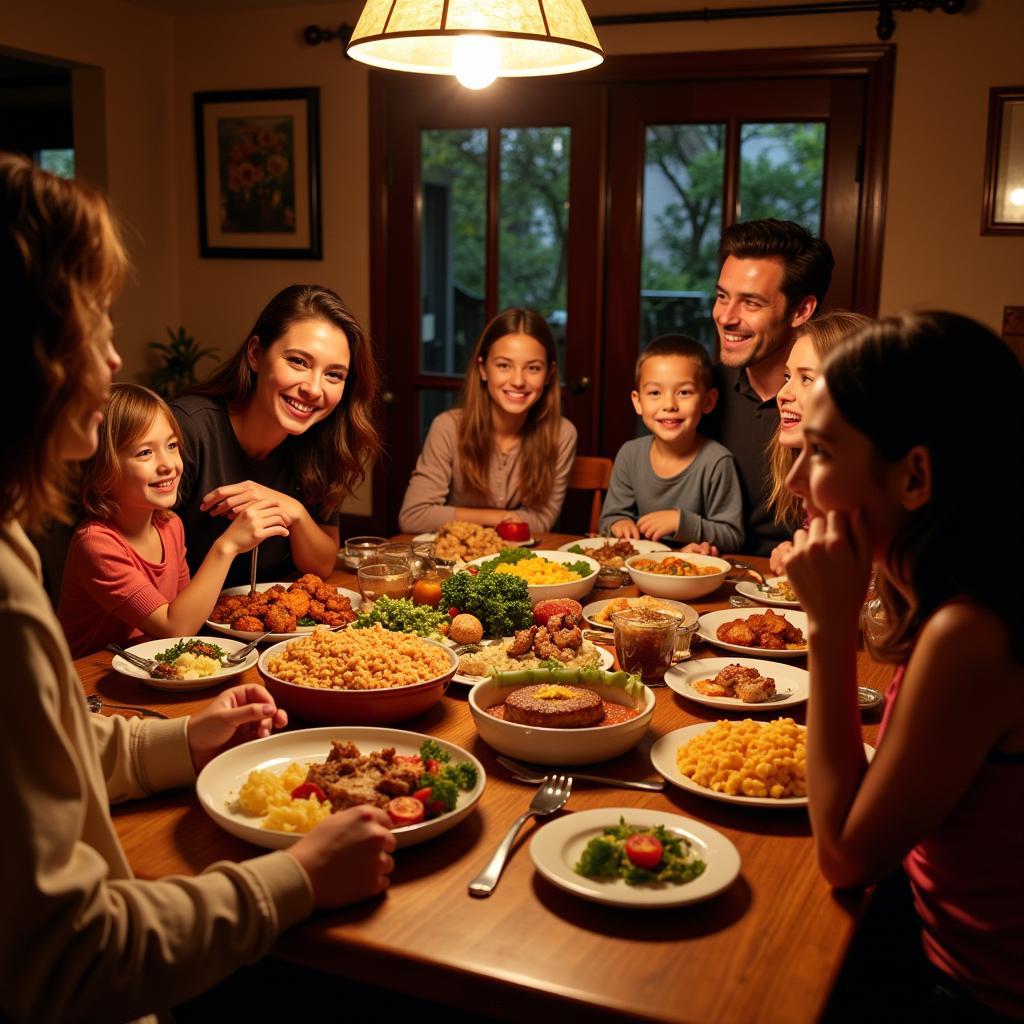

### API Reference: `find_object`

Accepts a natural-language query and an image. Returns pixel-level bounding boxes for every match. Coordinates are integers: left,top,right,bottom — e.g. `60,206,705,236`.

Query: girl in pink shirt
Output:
783,313,1024,1018
59,383,288,656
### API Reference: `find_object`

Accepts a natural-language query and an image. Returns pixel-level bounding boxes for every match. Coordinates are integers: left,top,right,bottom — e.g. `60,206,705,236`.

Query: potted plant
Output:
148,326,218,398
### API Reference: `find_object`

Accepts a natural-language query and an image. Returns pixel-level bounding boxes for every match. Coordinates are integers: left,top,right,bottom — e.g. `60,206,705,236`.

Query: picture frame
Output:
194,87,322,258
981,86,1024,235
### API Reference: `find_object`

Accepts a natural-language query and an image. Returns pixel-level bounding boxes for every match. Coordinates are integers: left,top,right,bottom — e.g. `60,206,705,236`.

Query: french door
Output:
371,48,893,529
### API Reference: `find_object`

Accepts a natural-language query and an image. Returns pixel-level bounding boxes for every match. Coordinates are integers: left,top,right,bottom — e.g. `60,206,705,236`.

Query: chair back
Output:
567,456,613,534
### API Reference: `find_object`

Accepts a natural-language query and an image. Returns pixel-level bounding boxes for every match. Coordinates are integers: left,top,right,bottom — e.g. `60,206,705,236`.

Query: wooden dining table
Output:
75,535,891,1024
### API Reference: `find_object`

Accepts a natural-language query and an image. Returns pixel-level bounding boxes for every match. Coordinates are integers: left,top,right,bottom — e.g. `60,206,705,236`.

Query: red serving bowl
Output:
257,634,457,726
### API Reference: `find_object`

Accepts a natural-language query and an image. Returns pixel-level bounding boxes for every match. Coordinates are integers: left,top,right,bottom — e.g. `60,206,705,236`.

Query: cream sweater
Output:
0,520,313,1023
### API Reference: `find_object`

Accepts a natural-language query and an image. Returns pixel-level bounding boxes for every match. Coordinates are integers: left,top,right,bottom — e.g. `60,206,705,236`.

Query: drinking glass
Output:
611,609,679,683
357,563,412,602
345,535,387,568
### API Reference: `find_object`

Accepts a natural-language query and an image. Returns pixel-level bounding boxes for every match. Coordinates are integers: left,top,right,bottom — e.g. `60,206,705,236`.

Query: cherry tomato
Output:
393,754,422,766
290,782,326,802
413,786,434,804
449,607,460,618
387,796,425,826
425,758,440,775
466,565,479,575
624,833,663,870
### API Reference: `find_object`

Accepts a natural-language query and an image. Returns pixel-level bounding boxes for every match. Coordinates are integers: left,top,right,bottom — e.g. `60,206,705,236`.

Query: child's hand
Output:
186,684,288,772
610,518,640,539
681,541,719,556
636,509,680,541
786,509,872,638
219,499,290,556
287,805,396,908
201,480,303,525
769,541,793,576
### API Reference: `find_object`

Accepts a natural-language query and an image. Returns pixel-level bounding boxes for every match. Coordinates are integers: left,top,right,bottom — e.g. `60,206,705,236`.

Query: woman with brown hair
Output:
0,154,394,1022
765,310,873,575
399,308,577,535
172,284,380,585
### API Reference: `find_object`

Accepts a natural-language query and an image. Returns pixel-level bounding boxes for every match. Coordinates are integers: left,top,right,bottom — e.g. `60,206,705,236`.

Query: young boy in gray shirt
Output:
599,335,744,551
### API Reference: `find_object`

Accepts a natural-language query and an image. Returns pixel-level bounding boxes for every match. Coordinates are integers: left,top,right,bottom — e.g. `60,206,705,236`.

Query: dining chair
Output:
566,455,613,534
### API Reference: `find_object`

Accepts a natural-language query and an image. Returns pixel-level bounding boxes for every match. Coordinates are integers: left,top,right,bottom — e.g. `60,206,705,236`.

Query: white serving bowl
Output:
623,552,732,601
468,674,655,765
466,549,600,606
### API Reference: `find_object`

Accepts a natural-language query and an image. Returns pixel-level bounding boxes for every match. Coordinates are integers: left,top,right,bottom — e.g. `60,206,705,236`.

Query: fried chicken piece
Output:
264,604,297,633
291,574,323,596
324,593,351,613
320,608,355,627
758,631,786,650
231,614,265,633
313,583,338,604
552,625,583,650
715,663,761,688
734,675,777,703
783,624,805,645
760,610,788,634
508,625,538,657
717,620,757,646
279,589,311,618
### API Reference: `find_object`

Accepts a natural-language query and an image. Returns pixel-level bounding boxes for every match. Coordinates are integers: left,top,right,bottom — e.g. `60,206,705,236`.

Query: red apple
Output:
497,521,531,543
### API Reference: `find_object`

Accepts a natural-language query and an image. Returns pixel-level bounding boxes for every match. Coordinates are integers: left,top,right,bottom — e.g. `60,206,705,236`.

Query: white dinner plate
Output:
109,636,258,691
451,642,613,687
557,538,670,557
651,723,874,809
696,608,809,660
664,657,809,711
582,596,698,631
205,582,363,642
529,807,741,907
196,726,486,850
734,576,801,609
414,532,538,548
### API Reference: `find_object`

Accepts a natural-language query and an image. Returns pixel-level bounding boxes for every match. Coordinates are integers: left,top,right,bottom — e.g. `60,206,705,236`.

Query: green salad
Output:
352,596,449,638
575,817,706,887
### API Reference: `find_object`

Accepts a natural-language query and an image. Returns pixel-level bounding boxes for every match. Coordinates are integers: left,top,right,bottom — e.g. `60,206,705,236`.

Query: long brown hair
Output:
80,383,182,523
823,312,1022,663
456,308,562,508
767,311,873,529
0,153,127,529
184,285,380,517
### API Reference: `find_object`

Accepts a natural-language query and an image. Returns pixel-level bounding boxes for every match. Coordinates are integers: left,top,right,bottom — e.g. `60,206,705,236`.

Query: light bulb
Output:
453,35,500,90
1009,187,1024,207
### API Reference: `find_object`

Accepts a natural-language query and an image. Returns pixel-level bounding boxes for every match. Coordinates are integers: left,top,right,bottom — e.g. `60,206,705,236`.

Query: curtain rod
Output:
589,0,968,41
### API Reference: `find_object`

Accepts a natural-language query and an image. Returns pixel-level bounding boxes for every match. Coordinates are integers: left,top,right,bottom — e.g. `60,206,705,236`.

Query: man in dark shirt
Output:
704,219,834,556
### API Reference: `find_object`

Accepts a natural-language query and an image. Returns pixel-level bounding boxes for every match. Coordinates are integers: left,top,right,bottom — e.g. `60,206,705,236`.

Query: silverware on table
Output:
248,545,259,597
86,693,168,719
497,755,664,792
729,560,773,593
468,775,572,897
225,632,271,663
106,643,160,674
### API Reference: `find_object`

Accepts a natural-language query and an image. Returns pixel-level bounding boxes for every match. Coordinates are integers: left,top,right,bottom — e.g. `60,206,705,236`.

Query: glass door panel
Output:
738,122,826,229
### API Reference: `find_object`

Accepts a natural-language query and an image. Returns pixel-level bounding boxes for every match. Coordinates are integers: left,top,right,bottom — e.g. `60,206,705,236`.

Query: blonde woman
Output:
767,311,873,575
0,153,393,1022
399,307,577,535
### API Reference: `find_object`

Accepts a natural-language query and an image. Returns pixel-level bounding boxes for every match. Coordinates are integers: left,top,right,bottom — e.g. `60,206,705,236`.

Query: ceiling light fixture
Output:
345,1,604,88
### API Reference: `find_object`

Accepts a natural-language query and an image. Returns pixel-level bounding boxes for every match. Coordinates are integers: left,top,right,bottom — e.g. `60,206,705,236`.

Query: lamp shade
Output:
347,0,604,79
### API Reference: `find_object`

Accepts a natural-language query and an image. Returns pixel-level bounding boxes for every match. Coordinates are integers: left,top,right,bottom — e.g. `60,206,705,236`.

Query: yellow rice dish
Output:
495,557,581,585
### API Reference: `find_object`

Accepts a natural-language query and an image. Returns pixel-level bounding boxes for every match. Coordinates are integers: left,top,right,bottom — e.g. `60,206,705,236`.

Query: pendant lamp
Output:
346,0,604,90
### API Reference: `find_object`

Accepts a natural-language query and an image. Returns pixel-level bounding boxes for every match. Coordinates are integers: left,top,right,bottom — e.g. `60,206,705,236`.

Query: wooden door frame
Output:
368,45,893,529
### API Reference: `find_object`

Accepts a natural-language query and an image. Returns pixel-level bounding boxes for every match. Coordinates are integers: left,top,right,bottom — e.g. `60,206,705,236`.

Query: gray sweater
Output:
599,435,744,551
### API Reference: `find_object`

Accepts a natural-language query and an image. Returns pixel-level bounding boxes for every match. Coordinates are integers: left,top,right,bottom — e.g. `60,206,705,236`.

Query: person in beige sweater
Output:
0,153,395,1023
399,308,577,536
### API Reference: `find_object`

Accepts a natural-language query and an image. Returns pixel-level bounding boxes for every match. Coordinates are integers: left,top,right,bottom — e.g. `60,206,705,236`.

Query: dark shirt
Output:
704,364,788,556
170,395,338,586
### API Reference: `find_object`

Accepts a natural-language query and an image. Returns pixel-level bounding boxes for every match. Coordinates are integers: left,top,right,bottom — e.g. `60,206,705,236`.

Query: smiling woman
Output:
171,285,381,586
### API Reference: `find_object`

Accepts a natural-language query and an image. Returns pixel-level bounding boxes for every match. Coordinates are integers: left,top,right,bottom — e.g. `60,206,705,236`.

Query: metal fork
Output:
468,775,572,897
496,755,664,792
225,633,271,663
86,694,168,719
106,643,159,673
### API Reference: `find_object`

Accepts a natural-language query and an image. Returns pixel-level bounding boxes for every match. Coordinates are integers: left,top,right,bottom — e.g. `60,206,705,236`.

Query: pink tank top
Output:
879,667,1024,1017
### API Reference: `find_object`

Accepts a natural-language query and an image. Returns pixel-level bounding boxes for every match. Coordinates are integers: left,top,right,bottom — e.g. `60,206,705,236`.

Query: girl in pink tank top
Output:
781,313,1024,1018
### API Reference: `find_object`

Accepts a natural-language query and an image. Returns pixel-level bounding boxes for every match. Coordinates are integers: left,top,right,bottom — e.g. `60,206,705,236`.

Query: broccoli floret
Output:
564,559,594,578
441,571,532,638
442,761,478,791
419,739,450,764
478,547,532,572
574,837,622,878
419,773,460,814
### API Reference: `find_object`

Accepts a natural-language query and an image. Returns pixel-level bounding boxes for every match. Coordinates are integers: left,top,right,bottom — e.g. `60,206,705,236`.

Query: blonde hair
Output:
80,383,182,523
0,153,127,529
766,311,874,528
457,308,562,509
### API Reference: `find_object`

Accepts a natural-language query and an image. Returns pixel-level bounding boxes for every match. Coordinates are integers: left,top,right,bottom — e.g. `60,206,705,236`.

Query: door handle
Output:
566,376,590,395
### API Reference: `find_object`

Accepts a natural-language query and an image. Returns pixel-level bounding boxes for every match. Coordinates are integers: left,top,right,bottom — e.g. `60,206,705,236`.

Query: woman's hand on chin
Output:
200,481,302,525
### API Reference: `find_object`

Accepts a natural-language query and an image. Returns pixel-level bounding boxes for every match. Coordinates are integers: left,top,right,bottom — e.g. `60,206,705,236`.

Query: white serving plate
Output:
110,636,258,691
696,608,809,660
196,726,485,850
734,576,801,609
557,538,670,557
582,596,698,632
205,582,362,642
651,723,874,808
530,808,740,908
414,531,537,548
451,641,613,688
664,657,809,711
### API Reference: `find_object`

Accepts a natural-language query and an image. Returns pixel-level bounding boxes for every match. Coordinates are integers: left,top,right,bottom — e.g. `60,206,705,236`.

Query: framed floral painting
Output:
194,87,322,258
